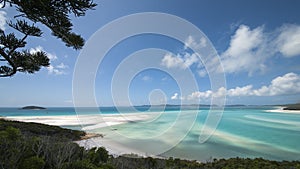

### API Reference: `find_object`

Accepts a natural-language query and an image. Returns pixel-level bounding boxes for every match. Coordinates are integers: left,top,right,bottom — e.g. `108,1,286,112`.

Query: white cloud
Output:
56,63,68,69
197,69,207,77
47,64,67,75
183,53,199,68
221,25,268,75
30,46,67,75
220,24,300,75
29,46,66,75
171,93,178,100
276,24,300,57
30,46,58,61
161,77,168,81
253,72,300,96
186,87,226,101
213,87,227,98
0,10,7,30
29,46,43,54
161,53,185,69
47,53,57,61
186,72,300,100
224,25,264,57
184,35,207,50
162,27,270,77
142,75,152,81
30,47,67,75
228,85,254,96
187,90,212,100
161,52,199,69
162,24,300,77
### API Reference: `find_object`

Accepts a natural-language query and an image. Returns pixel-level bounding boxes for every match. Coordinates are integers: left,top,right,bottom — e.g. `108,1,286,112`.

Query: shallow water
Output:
1,106,300,161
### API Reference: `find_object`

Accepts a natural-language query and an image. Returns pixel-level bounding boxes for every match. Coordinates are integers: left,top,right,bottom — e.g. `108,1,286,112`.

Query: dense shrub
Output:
1,119,300,169
20,156,45,169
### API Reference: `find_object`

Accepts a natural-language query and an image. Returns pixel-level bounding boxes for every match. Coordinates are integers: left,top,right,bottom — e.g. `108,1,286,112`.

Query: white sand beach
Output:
75,137,154,157
265,106,300,114
3,113,156,127
3,113,157,157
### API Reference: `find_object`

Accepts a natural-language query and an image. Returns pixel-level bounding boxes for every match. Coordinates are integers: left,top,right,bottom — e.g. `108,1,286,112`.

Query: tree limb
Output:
7,33,28,56
0,50,16,77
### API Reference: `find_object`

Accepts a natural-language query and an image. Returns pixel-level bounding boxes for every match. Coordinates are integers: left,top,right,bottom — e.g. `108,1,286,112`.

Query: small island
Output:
21,106,46,110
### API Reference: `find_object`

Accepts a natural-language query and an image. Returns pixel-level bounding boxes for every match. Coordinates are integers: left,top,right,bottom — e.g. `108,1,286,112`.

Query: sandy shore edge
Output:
1,114,154,157
75,137,155,158
265,106,300,114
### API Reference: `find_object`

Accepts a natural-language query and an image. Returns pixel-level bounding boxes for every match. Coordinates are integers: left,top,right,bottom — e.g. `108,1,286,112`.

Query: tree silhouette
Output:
0,0,96,77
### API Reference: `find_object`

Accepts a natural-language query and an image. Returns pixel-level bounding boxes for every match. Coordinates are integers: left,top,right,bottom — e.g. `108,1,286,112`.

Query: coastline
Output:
3,113,156,127
80,133,104,140
76,136,153,158
2,107,300,161
2,113,155,158
265,106,300,114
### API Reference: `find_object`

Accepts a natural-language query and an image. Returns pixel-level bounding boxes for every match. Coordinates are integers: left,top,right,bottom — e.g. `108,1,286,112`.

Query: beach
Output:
264,106,300,114
3,112,158,157
76,136,153,157
3,113,156,127
1,106,300,161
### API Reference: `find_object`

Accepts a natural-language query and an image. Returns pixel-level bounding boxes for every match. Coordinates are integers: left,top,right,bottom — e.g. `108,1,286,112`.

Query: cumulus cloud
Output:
56,63,68,69
253,72,300,96
163,24,300,77
187,90,212,100
30,46,67,75
275,24,300,57
220,25,268,75
142,75,152,81
197,69,207,77
227,73,300,97
220,24,300,75
0,11,7,30
227,85,253,96
47,64,67,75
30,46,58,61
184,35,207,50
171,93,178,100
161,52,199,69
161,53,184,69
180,72,300,101
187,87,226,100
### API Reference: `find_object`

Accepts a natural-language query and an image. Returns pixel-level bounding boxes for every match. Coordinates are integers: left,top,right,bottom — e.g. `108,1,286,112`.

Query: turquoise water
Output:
1,106,300,161
168,108,300,161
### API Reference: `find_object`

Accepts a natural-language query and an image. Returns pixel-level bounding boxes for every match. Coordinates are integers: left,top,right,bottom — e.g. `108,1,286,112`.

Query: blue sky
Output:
1,0,300,107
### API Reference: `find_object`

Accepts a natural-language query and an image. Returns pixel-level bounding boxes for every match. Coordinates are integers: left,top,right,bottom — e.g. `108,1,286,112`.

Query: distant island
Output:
21,106,46,110
283,103,300,110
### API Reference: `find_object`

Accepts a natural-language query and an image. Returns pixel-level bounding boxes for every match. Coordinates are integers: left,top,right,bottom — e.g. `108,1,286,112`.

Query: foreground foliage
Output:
283,103,300,110
111,156,300,169
1,119,300,169
0,118,85,140
0,0,96,77
0,119,111,169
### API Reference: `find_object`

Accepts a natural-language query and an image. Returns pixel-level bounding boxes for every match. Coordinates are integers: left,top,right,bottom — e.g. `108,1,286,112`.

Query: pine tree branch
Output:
7,33,28,56
0,50,16,77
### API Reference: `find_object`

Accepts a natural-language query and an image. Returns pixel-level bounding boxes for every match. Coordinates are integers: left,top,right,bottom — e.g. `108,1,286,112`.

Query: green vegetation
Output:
0,119,112,169
111,156,300,169
1,119,300,169
0,0,96,77
0,118,84,140
283,103,300,110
